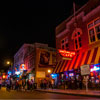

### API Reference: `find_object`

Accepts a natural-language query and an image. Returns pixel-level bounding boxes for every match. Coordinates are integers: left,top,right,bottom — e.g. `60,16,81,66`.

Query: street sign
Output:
80,64,90,76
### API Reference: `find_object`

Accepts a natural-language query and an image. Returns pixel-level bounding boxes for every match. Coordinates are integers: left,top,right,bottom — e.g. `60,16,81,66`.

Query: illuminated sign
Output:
58,49,75,58
69,73,74,77
90,66,100,72
8,71,12,75
51,74,57,79
62,57,72,60
15,71,20,75
20,64,27,71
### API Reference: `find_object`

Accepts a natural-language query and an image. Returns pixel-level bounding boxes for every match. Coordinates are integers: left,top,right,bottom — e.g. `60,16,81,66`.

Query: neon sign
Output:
69,73,74,77
51,74,57,79
90,66,100,72
20,64,27,71
58,49,75,58
15,71,20,75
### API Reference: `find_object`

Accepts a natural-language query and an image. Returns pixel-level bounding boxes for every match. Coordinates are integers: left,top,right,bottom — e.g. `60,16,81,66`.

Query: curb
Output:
35,89,100,98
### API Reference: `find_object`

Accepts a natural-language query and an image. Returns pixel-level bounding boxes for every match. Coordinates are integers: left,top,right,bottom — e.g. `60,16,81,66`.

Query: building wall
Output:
14,44,34,74
35,47,56,84
56,0,100,55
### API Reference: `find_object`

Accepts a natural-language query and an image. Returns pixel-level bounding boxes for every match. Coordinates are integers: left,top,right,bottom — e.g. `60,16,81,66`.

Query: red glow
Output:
20,64,27,70
58,49,75,58
90,72,93,76
2,75,6,79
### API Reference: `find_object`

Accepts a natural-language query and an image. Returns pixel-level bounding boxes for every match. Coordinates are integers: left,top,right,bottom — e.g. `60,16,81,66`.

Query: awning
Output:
53,47,100,73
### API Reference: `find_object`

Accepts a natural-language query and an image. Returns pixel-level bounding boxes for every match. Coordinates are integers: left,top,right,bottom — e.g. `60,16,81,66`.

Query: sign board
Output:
58,49,75,58
62,57,72,60
36,71,45,78
80,64,90,75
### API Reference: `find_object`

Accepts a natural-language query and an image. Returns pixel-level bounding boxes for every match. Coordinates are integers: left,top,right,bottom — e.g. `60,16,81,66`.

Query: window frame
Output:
87,17,100,44
61,36,69,50
74,31,82,50
72,28,82,50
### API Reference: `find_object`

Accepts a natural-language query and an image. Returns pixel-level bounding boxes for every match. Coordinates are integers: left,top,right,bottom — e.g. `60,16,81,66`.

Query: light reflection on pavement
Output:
0,87,99,99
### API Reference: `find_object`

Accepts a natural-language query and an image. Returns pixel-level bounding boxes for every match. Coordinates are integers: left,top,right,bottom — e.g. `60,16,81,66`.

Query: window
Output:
61,37,69,50
88,17,100,43
72,28,82,50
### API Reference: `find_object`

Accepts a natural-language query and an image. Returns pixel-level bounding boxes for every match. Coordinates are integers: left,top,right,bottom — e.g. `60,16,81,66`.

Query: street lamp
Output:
48,69,51,73
6,61,13,75
7,61,11,65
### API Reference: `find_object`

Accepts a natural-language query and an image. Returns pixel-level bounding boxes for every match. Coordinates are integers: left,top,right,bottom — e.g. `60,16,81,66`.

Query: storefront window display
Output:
89,64,100,89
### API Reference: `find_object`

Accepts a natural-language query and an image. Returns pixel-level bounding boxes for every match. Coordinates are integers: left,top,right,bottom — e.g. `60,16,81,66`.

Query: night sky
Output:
0,0,88,70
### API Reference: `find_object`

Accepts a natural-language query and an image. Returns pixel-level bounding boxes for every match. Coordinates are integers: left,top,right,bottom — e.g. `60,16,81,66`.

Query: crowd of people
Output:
0,78,36,91
0,78,55,91
40,79,55,89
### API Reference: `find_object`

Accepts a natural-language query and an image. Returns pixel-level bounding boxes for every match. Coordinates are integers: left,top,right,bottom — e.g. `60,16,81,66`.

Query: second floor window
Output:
72,28,82,50
88,17,100,43
61,37,69,50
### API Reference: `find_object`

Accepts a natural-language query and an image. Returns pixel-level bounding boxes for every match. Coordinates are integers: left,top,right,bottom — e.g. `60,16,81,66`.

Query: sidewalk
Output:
35,88,100,98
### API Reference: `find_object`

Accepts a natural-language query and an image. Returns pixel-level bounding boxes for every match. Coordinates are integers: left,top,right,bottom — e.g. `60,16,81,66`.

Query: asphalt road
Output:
0,87,99,99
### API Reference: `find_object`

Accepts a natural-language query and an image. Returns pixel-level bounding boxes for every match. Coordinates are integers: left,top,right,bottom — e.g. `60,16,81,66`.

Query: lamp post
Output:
48,69,51,73
6,61,13,75
47,69,52,81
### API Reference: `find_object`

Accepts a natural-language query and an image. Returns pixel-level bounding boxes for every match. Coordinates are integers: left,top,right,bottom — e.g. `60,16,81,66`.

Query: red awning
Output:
53,47,100,73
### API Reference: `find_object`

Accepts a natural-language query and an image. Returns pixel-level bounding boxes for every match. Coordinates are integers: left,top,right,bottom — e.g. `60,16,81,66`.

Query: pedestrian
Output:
22,79,26,91
12,79,15,90
40,80,43,89
6,79,11,91
15,79,19,90
79,80,82,89
27,79,30,90
51,79,54,89
0,79,2,89
48,80,51,89
43,79,47,89
18,79,22,90
30,79,34,90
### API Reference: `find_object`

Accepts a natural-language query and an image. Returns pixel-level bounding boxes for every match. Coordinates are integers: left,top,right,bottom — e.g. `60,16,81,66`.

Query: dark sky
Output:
0,0,88,69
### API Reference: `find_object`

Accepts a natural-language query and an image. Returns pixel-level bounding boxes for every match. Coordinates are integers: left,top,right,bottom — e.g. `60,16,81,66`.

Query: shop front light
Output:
48,69,51,73
90,66,100,72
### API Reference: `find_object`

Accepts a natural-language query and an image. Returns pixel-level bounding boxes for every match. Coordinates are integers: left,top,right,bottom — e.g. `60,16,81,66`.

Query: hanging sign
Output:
81,64,90,75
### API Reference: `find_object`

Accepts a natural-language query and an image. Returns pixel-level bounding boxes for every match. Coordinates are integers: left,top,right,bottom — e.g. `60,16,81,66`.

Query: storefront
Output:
53,46,100,89
89,64,100,89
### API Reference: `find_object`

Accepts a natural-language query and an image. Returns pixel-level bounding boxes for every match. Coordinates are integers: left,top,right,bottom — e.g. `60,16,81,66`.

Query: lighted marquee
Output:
58,49,75,58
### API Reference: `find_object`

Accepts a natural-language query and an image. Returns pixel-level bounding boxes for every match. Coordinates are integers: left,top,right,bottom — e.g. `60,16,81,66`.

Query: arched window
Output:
72,28,82,50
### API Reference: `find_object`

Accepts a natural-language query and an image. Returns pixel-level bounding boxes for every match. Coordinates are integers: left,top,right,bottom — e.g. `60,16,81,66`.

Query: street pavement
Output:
0,87,99,99
36,88,100,98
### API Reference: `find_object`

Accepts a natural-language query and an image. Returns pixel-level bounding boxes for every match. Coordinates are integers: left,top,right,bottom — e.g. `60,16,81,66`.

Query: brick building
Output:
14,43,56,87
53,0,100,89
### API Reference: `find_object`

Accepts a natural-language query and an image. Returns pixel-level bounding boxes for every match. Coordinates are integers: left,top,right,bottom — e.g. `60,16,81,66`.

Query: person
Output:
15,79,19,90
48,80,51,89
27,79,30,90
12,79,15,90
43,79,47,89
0,79,2,89
18,79,22,90
22,79,26,91
6,79,11,91
30,79,34,90
40,80,43,89
51,79,54,89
